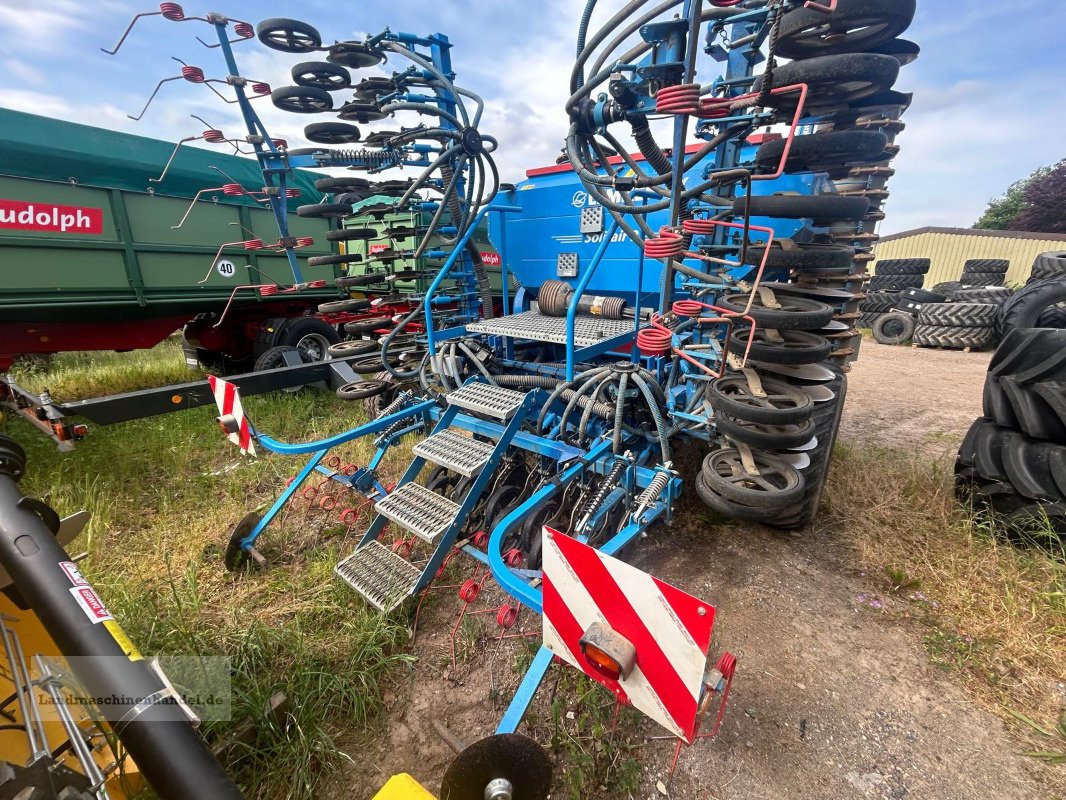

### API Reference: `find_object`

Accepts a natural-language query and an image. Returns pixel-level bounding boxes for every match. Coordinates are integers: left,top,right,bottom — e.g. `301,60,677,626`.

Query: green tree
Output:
973,163,1054,231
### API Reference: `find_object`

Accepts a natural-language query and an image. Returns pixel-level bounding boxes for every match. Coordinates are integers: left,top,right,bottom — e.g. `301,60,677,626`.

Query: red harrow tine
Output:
668,651,737,781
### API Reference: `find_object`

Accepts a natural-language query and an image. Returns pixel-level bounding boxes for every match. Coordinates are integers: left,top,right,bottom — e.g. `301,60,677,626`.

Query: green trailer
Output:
0,108,346,372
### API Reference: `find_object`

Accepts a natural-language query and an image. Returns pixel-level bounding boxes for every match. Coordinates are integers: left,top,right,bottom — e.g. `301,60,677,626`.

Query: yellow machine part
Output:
372,773,438,800
0,594,143,798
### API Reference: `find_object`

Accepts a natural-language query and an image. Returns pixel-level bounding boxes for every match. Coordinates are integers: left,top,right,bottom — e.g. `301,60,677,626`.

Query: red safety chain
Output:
655,83,701,115
159,2,185,20
180,65,205,83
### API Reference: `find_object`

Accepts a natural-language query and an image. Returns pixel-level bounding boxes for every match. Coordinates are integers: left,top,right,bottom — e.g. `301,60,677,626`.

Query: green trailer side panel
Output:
0,177,120,241
0,246,129,290
124,194,243,246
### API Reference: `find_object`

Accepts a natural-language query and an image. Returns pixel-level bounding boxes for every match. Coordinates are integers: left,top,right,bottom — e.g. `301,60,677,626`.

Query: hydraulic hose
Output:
0,471,242,800
441,164,495,320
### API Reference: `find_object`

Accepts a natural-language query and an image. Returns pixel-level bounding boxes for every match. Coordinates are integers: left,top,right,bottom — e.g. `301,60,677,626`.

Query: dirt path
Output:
337,342,1062,800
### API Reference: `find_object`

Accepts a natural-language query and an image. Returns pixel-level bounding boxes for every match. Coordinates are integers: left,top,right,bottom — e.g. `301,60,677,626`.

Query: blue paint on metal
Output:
497,645,555,735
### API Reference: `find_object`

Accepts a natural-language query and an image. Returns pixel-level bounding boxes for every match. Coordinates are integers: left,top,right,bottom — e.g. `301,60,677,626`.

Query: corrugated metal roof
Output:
880,226,1066,243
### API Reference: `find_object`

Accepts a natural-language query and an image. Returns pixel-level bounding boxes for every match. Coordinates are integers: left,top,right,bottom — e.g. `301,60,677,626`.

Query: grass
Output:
2,342,415,800
825,442,1066,735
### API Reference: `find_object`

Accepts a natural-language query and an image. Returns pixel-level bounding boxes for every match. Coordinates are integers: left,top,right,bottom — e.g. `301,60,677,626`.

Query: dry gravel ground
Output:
338,341,1064,800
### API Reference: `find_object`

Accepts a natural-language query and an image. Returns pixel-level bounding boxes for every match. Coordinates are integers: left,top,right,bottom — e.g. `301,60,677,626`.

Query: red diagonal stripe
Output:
551,532,697,736
653,574,715,653
221,380,236,416
238,417,252,453
543,566,628,701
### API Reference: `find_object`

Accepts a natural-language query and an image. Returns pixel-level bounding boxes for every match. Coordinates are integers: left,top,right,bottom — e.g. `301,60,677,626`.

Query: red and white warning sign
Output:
207,375,256,456
542,528,715,742
69,585,113,624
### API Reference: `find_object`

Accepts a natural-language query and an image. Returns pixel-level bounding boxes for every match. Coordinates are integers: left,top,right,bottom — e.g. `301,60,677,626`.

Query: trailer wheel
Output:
872,312,915,345
224,513,262,572
253,346,315,374
278,318,342,362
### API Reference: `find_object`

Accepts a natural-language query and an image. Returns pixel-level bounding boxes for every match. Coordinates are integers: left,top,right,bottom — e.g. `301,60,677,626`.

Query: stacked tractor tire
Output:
1000,251,1066,332
956,329,1066,539
696,0,917,528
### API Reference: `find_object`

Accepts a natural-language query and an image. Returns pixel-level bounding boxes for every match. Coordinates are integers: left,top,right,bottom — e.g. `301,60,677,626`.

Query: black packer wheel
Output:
224,513,262,572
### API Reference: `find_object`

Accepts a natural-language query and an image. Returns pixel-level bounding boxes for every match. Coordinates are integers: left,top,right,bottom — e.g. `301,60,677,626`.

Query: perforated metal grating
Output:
446,382,527,421
374,482,460,543
413,429,495,477
467,310,641,348
335,540,422,612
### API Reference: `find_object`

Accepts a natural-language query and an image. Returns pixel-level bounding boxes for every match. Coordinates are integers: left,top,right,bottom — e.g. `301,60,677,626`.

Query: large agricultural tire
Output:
277,317,342,361
732,193,869,223
912,324,996,350
963,259,1010,274
917,302,998,328
867,274,923,291
1029,251,1066,282
947,286,1012,304
857,311,884,329
717,293,835,331
999,277,1066,334
959,271,1005,287
707,374,814,425
931,281,963,295
858,291,901,313
253,346,315,372
999,377,1066,442
775,0,917,59
755,130,888,175
871,312,915,345
875,258,930,276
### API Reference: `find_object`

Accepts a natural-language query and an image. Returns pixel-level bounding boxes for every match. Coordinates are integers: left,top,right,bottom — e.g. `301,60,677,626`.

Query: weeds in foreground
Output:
1008,709,1066,765
827,442,1066,721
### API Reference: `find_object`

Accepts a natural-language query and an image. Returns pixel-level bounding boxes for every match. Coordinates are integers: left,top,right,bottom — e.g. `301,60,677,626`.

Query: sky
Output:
0,0,1063,235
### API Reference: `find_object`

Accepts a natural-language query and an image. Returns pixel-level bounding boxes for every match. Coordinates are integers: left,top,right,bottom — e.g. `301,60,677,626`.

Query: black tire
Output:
292,61,351,91
912,325,996,350
755,130,888,175
875,258,930,276
1030,251,1066,281
726,328,832,365
318,299,372,315
1000,377,1066,442
858,290,901,313
336,380,388,401
224,513,262,572
277,317,342,361
931,281,963,295
257,18,322,53
694,471,791,524
872,311,915,345
742,242,855,271
707,374,814,424
344,317,391,335
917,303,998,328
959,271,1005,287
866,37,921,66
308,253,361,267
271,85,334,114
776,0,917,59
701,449,806,508
867,274,923,291
714,413,816,450
733,193,869,223
327,228,377,242
0,435,27,482
963,259,1010,274
999,277,1066,334
999,433,1063,501
948,286,1012,304
328,340,378,358
315,176,371,194
304,121,361,145
989,329,1066,380
717,293,835,331
1030,382,1066,435
753,52,900,112
894,288,947,314
338,274,388,289
297,203,352,219
857,311,884,329
327,41,384,70
253,345,315,372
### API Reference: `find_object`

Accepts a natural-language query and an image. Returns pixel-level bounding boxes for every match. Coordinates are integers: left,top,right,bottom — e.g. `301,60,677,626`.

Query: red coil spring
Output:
655,83,701,115
222,183,245,196
326,455,342,468
180,65,205,83
637,314,673,356
243,238,265,250
503,549,523,568
259,284,279,296
159,2,185,20
251,82,271,96
496,604,518,630
233,21,254,38
285,188,302,199
643,227,683,259
318,496,337,511
339,508,359,525
301,486,318,500
306,279,327,289
698,96,734,119
459,579,480,604
271,138,288,149
681,218,718,235
293,236,315,248
672,299,706,317
202,129,226,143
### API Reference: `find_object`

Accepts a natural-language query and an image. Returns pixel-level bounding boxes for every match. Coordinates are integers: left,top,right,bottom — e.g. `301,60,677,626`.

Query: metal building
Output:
873,227,1066,287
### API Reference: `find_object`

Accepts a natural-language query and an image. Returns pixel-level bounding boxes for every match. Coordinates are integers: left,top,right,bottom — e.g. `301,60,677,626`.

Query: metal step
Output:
467,309,642,347
335,540,423,612
374,482,460,543
413,429,495,477
446,382,526,421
